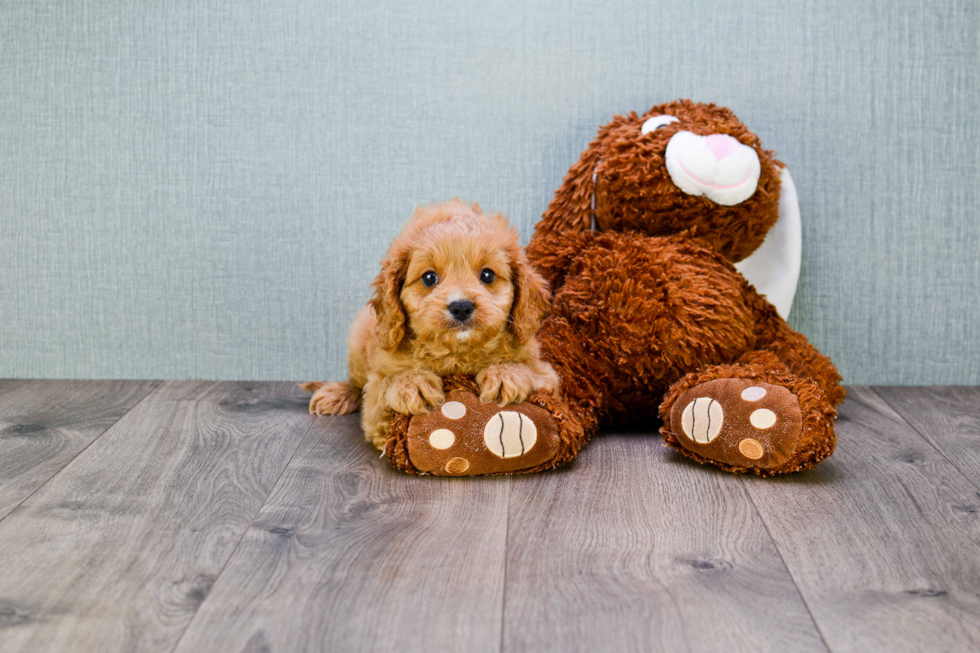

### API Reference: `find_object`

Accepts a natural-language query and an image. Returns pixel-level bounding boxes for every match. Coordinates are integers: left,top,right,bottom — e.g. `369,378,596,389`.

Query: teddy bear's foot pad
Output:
668,379,803,470
405,390,561,476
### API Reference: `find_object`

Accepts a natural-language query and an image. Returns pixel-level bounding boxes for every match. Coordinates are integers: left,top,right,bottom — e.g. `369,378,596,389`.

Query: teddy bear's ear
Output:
532,135,604,238
733,167,802,320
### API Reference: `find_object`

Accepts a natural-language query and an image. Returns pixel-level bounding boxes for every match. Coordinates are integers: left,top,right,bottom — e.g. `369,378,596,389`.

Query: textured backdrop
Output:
1,0,977,384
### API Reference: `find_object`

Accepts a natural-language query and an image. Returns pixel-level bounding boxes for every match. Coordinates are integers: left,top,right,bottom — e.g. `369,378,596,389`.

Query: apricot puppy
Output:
302,200,559,450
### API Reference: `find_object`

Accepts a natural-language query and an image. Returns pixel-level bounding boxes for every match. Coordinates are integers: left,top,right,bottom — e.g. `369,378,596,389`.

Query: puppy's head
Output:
370,199,549,352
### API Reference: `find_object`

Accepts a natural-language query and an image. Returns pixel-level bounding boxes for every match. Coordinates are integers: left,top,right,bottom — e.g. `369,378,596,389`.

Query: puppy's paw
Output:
477,364,535,406
366,428,388,451
532,362,561,396
385,371,445,415
305,381,361,415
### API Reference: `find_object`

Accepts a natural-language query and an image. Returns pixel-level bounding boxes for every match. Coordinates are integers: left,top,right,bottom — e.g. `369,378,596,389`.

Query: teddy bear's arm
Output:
526,231,593,291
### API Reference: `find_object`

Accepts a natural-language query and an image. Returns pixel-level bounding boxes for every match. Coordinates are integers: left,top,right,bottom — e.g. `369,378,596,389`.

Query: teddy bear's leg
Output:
384,374,586,476
741,285,847,407
659,359,837,476
759,323,847,407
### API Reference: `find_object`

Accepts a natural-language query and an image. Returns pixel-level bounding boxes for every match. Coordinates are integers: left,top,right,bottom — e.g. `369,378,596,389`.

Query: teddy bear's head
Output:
537,100,783,262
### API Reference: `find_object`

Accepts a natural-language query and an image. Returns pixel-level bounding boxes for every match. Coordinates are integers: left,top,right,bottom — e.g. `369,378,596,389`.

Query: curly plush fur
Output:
385,375,585,476
522,100,844,474
303,199,559,449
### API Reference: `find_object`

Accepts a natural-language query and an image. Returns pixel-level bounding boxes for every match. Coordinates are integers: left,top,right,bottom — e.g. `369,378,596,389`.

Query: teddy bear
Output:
384,100,845,477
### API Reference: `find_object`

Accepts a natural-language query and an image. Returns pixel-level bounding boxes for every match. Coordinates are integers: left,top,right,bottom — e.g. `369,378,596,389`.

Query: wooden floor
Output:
0,382,978,652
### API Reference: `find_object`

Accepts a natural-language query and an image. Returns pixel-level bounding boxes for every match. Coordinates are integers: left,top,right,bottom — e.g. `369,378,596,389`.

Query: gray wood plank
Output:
502,433,826,653
0,379,160,520
0,381,314,653
0,379,24,393
741,386,980,652
873,386,980,488
173,414,511,653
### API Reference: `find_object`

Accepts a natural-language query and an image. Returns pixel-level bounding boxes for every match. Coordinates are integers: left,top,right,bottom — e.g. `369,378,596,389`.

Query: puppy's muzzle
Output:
447,299,475,323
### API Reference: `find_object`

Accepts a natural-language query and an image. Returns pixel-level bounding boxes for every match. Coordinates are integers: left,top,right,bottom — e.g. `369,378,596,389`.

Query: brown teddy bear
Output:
385,100,845,477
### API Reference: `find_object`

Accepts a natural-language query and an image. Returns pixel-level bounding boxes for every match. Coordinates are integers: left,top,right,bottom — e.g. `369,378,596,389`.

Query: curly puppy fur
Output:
303,199,558,449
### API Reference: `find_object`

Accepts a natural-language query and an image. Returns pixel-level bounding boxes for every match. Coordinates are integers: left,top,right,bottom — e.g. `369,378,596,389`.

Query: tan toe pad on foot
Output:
670,379,803,470
406,390,560,476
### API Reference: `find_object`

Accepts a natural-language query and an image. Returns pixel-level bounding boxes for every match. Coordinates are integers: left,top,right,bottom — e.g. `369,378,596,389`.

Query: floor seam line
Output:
741,478,834,653
165,411,320,653
499,475,512,653
0,380,162,525
869,387,980,494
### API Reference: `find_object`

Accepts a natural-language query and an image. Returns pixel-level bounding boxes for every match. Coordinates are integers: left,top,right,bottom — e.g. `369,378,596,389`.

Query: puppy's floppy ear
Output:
508,249,551,345
369,244,411,352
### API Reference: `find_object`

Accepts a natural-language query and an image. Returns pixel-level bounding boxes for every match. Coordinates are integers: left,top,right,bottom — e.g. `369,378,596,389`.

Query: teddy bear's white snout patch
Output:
665,131,761,206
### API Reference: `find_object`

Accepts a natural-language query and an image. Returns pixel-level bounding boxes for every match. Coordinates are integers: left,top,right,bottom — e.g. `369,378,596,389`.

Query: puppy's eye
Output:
421,271,438,287
480,268,496,284
641,114,679,135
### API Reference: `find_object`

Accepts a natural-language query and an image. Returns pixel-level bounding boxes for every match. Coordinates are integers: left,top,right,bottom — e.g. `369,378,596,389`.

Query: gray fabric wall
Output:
1,0,977,384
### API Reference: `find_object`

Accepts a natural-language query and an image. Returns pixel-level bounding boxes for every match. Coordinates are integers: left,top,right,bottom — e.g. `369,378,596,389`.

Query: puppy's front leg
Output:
528,359,561,396
478,361,560,406
383,370,445,416
360,381,391,450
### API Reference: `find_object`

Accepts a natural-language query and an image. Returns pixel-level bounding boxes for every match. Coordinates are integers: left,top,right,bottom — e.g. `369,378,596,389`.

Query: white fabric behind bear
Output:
733,168,802,320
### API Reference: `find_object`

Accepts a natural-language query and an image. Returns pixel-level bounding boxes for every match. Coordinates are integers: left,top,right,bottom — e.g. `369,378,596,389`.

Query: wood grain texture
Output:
173,414,511,653
0,379,160,520
0,381,314,653
502,432,826,653
3,384,980,652
741,387,980,652
873,386,980,488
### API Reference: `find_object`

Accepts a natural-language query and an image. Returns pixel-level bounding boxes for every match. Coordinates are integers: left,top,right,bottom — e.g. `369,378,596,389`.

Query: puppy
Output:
302,199,559,450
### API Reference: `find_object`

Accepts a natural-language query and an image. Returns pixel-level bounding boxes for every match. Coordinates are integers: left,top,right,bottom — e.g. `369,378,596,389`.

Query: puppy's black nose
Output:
448,299,475,323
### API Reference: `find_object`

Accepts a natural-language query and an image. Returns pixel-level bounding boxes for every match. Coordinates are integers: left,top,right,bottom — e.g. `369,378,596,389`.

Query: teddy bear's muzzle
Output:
665,131,761,206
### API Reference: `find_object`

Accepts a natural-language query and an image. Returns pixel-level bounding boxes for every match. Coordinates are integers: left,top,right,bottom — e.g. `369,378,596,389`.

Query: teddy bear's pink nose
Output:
705,134,738,160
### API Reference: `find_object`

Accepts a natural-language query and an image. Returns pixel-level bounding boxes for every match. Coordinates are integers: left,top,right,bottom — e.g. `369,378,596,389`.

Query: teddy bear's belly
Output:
548,233,757,393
